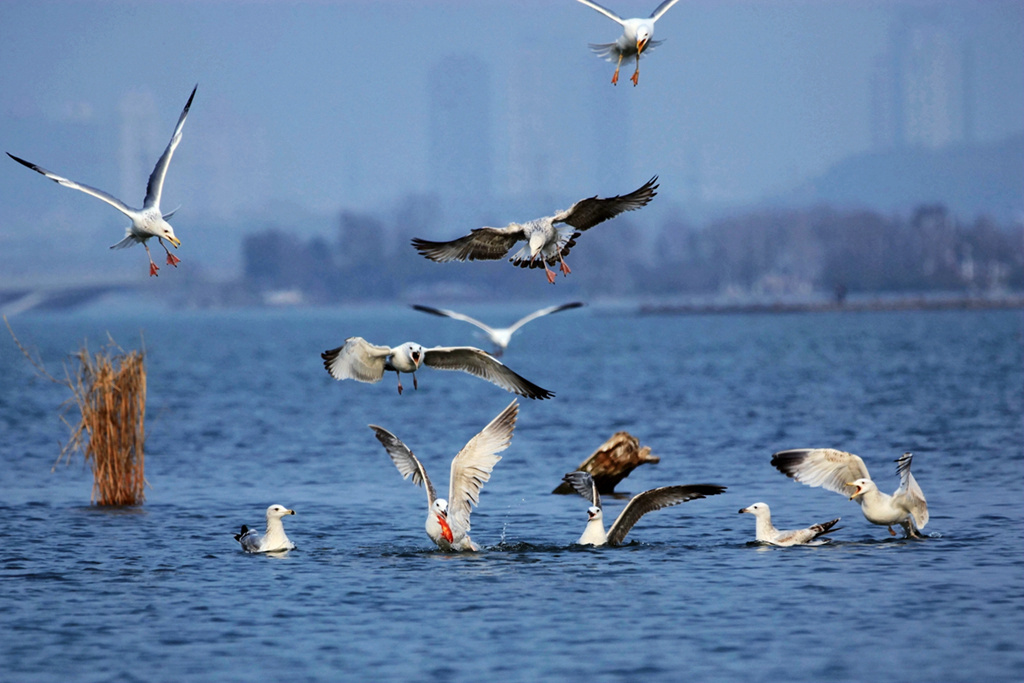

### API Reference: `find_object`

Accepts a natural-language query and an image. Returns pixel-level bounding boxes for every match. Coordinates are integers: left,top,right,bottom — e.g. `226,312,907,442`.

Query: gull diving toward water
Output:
321,336,553,399
234,504,296,553
576,0,681,85
7,85,196,277
562,471,725,546
738,503,841,546
410,302,584,356
771,449,928,538
411,177,657,284
370,400,518,551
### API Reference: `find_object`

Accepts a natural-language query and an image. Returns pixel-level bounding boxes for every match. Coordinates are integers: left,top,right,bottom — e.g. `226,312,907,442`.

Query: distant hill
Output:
778,133,1024,221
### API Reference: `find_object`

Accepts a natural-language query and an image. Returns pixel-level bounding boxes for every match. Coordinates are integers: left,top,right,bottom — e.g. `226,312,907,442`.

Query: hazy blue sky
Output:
1,1,1021,283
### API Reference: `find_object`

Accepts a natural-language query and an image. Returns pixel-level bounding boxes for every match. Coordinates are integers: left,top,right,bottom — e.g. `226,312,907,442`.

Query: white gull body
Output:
771,449,928,538
411,302,584,356
321,336,552,399
7,85,196,276
562,471,725,546
411,177,657,284
234,504,296,553
738,502,841,546
576,0,681,85
370,400,519,551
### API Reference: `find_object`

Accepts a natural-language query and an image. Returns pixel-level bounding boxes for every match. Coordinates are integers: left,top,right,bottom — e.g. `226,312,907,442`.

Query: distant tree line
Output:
241,201,1023,304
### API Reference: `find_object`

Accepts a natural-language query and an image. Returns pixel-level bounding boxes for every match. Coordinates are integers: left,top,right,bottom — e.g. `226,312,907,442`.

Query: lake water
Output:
1,304,1022,682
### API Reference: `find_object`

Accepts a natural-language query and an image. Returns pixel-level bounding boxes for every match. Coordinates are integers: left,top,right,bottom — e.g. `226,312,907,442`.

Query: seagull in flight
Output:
576,0,681,85
321,336,553,399
738,502,841,546
411,177,657,284
7,84,196,276
410,302,584,356
561,471,725,546
370,400,518,551
234,504,296,553
771,449,928,538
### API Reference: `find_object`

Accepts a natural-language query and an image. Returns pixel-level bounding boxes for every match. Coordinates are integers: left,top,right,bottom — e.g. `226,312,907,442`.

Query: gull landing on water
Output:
576,0,681,85
738,503,841,546
321,336,553,399
411,177,657,284
234,504,296,553
410,302,584,356
771,449,928,538
7,85,196,277
370,400,518,552
562,471,725,546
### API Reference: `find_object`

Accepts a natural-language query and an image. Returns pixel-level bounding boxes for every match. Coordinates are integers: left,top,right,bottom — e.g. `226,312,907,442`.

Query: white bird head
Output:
846,478,875,500
266,504,296,519
586,505,603,522
739,502,769,516
397,342,425,368
432,498,448,517
161,225,181,248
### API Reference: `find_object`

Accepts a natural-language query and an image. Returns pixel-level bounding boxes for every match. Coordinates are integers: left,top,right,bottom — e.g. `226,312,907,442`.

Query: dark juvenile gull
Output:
738,502,841,546
562,471,725,546
771,449,928,538
234,504,296,553
410,302,584,356
370,400,518,552
7,85,196,276
576,0,681,85
321,336,553,399
411,177,657,284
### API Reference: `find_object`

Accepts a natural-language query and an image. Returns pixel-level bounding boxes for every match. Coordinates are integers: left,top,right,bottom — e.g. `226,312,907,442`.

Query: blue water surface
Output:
1,305,1021,682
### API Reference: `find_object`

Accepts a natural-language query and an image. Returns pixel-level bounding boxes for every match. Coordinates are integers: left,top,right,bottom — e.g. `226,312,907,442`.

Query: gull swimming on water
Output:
370,400,518,552
562,471,725,546
410,302,584,356
738,502,841,546
576,0,681,85
411,177,657,284
7,85,196,276
234,504,296,553
771,449,928,538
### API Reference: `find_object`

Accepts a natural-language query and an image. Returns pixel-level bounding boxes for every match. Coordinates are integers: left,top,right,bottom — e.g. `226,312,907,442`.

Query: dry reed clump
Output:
6,318,149,506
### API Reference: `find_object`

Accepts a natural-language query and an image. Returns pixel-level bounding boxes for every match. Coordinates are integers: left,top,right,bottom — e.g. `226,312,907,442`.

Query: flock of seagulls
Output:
0,6,930,554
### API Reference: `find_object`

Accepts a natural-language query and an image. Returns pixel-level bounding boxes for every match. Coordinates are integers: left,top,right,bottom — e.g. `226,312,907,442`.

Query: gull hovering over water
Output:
562,471,725,546
234,504,296,553
771,449,928,538
410,302,584,356
321,336,553,399
411,177,657,284
7,85,196,276
370,400,518,551
738,502,841,546
576,0,681,85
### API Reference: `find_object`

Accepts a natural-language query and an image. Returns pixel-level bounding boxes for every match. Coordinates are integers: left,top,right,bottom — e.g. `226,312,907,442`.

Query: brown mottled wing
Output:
421,346,553,400
368,425,438,509
771,448,870,499
553,176,658,232
411,226,524,263
606,483,726,546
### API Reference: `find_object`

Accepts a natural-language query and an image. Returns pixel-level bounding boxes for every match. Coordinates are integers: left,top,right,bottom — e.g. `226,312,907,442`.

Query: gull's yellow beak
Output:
167,236,181,248
846,482,860,499
637,37,649,53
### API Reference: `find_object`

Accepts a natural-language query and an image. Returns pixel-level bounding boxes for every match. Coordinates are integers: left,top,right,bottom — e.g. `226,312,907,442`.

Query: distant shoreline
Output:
638,295,1024,316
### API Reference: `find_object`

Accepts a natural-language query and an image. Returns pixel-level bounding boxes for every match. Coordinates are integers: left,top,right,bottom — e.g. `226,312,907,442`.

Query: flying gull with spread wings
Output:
561,471,725,546
771,449,928,538
7,85,196,276
576,0,681,85
321,336,553,399
410,302,584,356
370,400,518,551
738,502,841,546
411,177,657,284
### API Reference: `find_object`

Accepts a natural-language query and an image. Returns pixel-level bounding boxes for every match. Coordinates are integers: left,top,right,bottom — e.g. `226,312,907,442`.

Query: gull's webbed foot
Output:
149,262,160,277
631,70,639,86
166,253,181,267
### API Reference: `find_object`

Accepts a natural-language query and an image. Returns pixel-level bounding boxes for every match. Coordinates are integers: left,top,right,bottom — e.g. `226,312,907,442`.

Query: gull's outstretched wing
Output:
411,226,523,263
411,305,497,338
561,471,601,509
771,448,871,499
650,0,682,21
144,84,197,210
369,425,438,509
554,176,658,232
421,346,553,399
606,484,726,546
321,337,392,383
576,0,625,25
447,400,519,534
506,302,585,335
894,452,928,529
7,153,134,217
